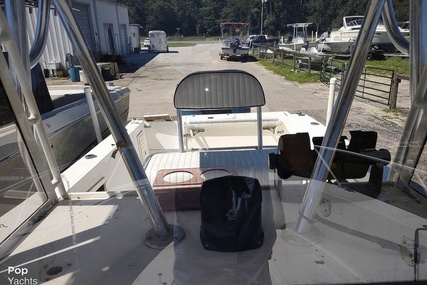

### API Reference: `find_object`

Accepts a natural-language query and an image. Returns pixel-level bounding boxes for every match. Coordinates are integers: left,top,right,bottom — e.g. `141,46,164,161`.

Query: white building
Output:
26,0,134,71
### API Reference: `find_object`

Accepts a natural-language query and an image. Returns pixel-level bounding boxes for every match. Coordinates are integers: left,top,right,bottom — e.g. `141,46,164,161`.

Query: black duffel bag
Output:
200,175,264,252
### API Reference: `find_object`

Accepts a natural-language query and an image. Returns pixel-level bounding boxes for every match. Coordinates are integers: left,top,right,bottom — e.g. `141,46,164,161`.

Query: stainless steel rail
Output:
382,0,409,54
389,1,427,188
295,0,386,234
1,1,67,200
5,0,30,74
52,0,178,246
29,0,51,68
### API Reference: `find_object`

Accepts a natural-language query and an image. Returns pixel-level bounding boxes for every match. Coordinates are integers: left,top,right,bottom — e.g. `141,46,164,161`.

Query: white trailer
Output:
148,30,168,52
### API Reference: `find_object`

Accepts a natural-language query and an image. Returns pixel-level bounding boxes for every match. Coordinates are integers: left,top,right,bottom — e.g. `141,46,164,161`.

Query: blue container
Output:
69,67,80,82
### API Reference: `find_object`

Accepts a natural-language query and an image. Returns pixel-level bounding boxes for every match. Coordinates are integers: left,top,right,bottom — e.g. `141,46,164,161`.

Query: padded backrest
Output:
174,70,265,110
277,133,314,171
312,136,347,150
347,130,377,151
175,70,266,151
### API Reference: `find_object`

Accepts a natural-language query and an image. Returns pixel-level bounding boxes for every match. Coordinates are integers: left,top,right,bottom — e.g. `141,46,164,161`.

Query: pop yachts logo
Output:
7,266,38,285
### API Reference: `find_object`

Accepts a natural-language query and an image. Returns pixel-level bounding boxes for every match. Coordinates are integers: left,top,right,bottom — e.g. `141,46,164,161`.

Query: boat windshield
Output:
345,17,364,27
0,1,426,285
0,85,48,243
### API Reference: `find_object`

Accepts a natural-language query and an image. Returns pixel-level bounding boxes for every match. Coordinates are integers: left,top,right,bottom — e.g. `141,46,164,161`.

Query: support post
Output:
326,78,337,126
84,87,102,143
295,0,386,234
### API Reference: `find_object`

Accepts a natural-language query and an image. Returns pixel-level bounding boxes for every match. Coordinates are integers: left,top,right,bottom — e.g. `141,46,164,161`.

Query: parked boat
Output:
219,22,251,60
316,31,355,54
278,23,314,51
0,1,426,285
0,38,129,223
219,37,250,60
324,16,409,53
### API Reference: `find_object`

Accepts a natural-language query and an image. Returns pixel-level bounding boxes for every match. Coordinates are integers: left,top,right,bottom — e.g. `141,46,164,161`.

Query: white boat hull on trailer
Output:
325,15,410,52
316,39,354,54
220,38,250,60
278,22,315,51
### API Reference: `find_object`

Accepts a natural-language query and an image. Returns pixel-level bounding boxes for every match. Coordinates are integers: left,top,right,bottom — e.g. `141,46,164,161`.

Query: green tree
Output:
172,0,201,36
198,0,224,36
111,0,410,37
145,1,179,34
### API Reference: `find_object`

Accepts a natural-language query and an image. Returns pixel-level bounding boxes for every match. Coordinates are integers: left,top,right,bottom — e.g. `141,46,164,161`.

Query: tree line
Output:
112,0,409,38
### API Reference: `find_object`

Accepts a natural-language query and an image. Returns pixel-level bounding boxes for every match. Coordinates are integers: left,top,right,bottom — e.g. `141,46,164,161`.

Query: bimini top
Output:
173,70,266,110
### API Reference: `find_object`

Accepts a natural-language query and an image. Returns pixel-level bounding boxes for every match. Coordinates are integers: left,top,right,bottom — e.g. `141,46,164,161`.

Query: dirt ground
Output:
48,41,411,159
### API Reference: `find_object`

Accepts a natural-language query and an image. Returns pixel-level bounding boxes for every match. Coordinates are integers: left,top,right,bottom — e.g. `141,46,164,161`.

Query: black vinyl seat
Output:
269,131,391,196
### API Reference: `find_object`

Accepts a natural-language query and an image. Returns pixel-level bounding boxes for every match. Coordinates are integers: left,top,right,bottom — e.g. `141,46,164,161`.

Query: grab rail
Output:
29,0,51,68
0,6,67,199
52,0,177,246
382,0,409,54
296,0,387,234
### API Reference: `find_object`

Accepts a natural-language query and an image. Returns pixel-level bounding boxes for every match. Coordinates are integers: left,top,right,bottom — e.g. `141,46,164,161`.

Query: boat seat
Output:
269,131,391,196
173,69,266,151
269,132,315,179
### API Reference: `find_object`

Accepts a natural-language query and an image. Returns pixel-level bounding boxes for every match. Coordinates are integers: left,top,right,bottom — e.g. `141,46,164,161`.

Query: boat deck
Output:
1,117,426,283
1,165,425,284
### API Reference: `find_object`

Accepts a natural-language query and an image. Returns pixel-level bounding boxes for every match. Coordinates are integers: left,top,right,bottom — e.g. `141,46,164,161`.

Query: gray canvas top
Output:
173,70,266,110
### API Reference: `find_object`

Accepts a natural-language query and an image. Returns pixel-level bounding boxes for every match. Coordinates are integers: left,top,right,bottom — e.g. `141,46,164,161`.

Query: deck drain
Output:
85,154,97,159
46,266,63,276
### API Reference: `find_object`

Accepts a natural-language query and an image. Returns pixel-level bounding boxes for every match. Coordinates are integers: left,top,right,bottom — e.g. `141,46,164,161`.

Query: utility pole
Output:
261,0,267,35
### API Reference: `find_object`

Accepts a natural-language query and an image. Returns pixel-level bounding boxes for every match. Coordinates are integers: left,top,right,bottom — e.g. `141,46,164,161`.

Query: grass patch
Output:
168,36,219,41
256,54,409,84
381,107,408,122
168,42,196,47
365,56,409,76
257,59,320,84
333,56,409,76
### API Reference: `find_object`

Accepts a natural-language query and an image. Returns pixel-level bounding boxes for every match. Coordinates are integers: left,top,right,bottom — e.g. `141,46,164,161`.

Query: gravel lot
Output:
48,41,411,159
114,41,410,159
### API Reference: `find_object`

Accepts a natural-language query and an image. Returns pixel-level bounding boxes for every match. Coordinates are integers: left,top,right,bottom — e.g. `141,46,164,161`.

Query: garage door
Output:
119,24,128,55
72,2,95,54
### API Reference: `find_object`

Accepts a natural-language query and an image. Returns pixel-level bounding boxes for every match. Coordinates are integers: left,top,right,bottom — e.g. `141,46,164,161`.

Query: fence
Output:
252,46,403,108
356,66,395,106
250,44,324,73
320,57,397,107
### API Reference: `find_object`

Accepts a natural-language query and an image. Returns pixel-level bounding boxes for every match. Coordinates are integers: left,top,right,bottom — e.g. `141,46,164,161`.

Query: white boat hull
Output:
316,40,354,54
0,86,129,217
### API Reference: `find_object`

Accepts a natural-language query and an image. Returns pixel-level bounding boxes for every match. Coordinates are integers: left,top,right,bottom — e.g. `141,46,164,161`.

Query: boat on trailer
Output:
0,1,426,285
316,31,355,54
219,22,250,61
325,15,410,53
219,37,250,61
278,23,314,51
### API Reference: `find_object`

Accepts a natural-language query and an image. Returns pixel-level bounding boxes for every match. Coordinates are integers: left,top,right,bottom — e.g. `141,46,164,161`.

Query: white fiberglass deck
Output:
2,119,425,284
1,180,425,284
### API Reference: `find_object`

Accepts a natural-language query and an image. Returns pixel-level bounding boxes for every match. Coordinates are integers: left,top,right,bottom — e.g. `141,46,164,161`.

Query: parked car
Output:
249,34,280,48
245,35,257,46
143,38,150,48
